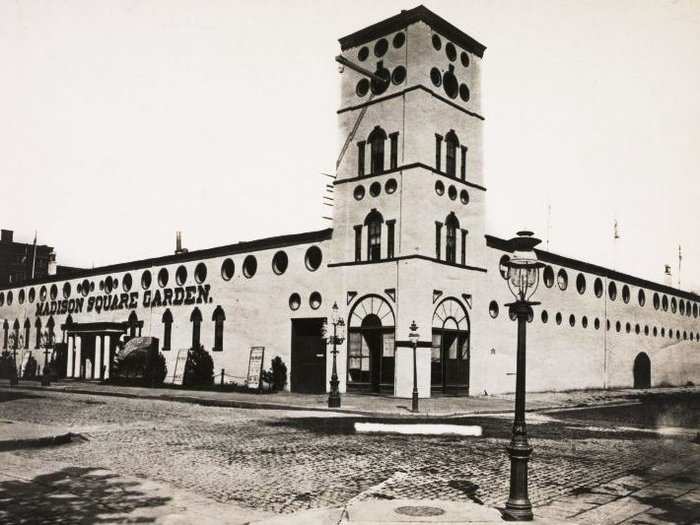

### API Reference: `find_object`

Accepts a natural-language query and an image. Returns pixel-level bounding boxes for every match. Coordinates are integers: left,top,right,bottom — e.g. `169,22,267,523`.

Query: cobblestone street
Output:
1,387,698,522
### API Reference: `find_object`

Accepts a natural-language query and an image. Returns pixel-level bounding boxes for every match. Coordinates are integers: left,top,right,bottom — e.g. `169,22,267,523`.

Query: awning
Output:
117,336,156,361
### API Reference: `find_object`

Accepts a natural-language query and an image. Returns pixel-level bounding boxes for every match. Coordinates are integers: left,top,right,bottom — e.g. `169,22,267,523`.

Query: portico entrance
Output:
431,297,470,394
62,321,134,380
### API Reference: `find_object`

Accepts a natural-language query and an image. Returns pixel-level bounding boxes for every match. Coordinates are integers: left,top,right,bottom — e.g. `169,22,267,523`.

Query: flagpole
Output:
31,231,37,280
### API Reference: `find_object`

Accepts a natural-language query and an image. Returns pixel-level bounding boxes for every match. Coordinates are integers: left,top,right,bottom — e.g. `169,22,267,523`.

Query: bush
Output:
262,356,288,392
183,344,214,387
0,351,16,379
144,352,168,387
22,356,38,379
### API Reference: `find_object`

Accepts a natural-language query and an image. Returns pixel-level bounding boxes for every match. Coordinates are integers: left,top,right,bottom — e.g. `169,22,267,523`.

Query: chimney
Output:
1,229,13,243
664,265,672,286
48,253,57,276
175,231,187,254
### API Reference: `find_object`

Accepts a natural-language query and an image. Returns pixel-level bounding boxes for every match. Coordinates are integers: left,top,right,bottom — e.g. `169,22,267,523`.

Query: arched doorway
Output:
432,297,470,394
633,352,651,389
347,294,395,393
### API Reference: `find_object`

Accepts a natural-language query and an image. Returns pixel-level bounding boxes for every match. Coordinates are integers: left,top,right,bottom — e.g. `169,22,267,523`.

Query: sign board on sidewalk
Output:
172,349,189,385
246,346,265,390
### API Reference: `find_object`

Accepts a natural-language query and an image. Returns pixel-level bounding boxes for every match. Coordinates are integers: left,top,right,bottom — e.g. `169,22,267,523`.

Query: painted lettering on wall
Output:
35,285,212,317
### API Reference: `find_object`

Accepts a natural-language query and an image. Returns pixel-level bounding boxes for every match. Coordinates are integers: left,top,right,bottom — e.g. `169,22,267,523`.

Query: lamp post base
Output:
503,442,533,521
411,391,419,412
328,390,341,408
41,375,51,387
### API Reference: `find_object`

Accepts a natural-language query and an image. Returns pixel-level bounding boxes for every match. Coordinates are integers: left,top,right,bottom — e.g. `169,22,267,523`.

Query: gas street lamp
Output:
39,329,53,386
500,231,544,522
325,302,345,408
408,321,420,413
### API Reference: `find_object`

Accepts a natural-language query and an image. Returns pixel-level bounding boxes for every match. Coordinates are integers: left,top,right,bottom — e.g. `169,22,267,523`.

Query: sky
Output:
1,0,699,292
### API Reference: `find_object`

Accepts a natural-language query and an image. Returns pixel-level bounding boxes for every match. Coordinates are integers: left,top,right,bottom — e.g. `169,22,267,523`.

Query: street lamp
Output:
500,231,544,522
39,329,53,386
408,321,420,412
325,302,345,408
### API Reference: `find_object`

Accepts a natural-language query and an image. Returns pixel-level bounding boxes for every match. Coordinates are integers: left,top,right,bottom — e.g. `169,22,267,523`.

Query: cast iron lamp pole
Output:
327,302,345,408
500,231,544,522
408,321,420,413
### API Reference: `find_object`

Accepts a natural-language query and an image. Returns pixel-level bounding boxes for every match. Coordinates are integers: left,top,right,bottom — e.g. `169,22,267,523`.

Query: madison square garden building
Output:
1,6,699,397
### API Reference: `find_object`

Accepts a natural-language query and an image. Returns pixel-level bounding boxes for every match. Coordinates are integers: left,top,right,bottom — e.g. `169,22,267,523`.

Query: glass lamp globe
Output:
503,231,544,301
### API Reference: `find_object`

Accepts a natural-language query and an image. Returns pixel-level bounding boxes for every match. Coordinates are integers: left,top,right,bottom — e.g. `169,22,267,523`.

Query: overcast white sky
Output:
1,0,698,292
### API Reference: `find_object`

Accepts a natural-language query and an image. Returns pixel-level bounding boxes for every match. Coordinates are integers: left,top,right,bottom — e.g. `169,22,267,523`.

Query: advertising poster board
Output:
246,346,265,390
172,349,189,385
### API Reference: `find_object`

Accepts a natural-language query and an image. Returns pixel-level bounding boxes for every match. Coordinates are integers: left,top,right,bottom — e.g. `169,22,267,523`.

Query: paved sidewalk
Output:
2,379,696,417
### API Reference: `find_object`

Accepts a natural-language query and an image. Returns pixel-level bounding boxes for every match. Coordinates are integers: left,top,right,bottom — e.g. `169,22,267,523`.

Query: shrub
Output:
183,344,214,387
144,352,168,387
0,351,16,379
262,356,288,392
22,356,38,379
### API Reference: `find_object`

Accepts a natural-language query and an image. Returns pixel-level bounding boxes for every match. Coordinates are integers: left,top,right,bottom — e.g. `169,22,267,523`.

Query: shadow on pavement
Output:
0,466,171,524
0,390,44,403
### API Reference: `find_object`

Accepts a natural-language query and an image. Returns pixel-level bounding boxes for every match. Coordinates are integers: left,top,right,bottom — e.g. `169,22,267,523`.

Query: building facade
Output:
1,6,698,396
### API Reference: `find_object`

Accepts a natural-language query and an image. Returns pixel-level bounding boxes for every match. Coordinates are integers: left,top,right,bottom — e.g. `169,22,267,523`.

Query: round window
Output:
626,322,631,334
104,278,112,294
555,312,562,325
0,293,3,306
176,265,188,286
99,280,104,291
354,185,365,201
576,273,586,294
18,289,25,304
243,255,257,278
221,258,235,281
680,300,685,315
392,32,405,48
569,314,576,327
28,288,35,303
374,38,388,57
195,263,207,284
582,316,588,328
594,318,600,330
608,282,617,301
391,66,406,85
358,46,369,61
370,65,390,95
430,67,442,87
594,278,603,298
662,295,668,311
557,269,568,290
638,289,646,307
62,282,70,298
443,69,458,99
653,293,660,310
356,79,369,97
489,300,499,318
622,285,630,304
445,42,456,61
541,310,548,323
309,291,322,310
305,246,323,271
123,273,133,292
385,178,397,194
448,185,457,200
460,51,470,67
435,180,445,196
432,34,442,50
671,297,677,313
6,291,12,305
141,270,152,290
50,284,58,300
543,266,554,288
459,84,470,102
289,293,301,311
158,268,169,287
369,181,381,197
40,286,48,301
644,325,649,336
272,251,289,275
460,189,469,204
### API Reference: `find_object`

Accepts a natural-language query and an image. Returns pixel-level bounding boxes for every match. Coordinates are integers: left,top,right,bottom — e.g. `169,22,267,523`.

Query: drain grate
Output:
394,505,445,517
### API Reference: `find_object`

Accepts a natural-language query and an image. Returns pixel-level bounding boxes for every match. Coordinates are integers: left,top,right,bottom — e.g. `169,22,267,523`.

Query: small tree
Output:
22,355,38,379
144,352,168,387
262,356,288,392
0,351,15,379
183,344,214,387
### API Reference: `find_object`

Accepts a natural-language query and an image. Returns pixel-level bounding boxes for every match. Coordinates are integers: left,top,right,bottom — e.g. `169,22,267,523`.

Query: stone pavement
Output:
2,378,696,417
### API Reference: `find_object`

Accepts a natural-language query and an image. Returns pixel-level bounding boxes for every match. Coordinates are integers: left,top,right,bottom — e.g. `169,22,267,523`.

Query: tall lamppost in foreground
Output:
500,231,544,522
408,321,420,413
326,302,345,408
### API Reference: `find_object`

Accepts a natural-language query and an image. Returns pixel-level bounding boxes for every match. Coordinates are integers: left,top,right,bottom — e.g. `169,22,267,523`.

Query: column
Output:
66,336,75,378
103,335,111,380
74,336,82,378
95,335,103,380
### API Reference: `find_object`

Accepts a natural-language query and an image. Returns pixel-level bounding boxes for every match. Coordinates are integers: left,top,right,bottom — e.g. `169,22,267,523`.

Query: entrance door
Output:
431,329,469,394
633,352,651,389
291,318,326,393
80,335,96,379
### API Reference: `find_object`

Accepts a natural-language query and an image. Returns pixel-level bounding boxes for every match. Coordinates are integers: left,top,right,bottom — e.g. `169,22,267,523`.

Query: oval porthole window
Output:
445,42,457,61
638,289,646,307
50,284,58,300
309,291,322,310
541,310,548,323
391,66,406,85
430,67,442,87
123,273,133,292
680,300,685,315
99,280,104,291
272,251,289,275
435,180,445,196
671,297,677,313
543,266,554,288
460,189,469,204
176,265,188,286
622,285,630,304
63,282,71,298
0,293,4,306
374,38,388,57
582,316,588,328
489,300,499,318
158,268,169,288
626,322,631,334
18,289,25,304
460,51,470,67
662,295,668,311
289,293,301,311
594,278,603,298
459,83,470,102
653,292,660,310
594,318,600,330
616,321,621,332
644,325,649,336
354,185,365,201
221,258,235,281
305,246,323,272
569,314,576,327
40,286,48,301
557,269,568,291
393,32,405,48
104,278,113,294
369,181,381,197
7,291,12,305
448,185,457,200
432,34,442,50
555,312,562,325
141,270,152,290
576,273,586,295
370,65,390,95
28,288,35,303
608,281,617,301
358,46,369,62
356,79,370,97
385,178,397,194
243,255,257,278
90,282,95,291
443,69,458,99
195,263,207,284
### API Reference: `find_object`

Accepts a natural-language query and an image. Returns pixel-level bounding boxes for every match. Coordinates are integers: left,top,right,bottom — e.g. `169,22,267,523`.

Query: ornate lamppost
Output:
500,231,544,522
325,302,345,408
408,321,420,412
39,329,53,386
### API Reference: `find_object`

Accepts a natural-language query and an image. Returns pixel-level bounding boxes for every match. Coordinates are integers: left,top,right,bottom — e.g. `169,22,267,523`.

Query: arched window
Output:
212,306,226,352
34,318,42,349
364,209,384,262
445,213,460,264
46,317,55,345
190,308,202,349
162,309,173,351
2,320,8,349
23,320,30,349
444,130,459,177
12,320,20,348
127,311,139,338
368,126,387,175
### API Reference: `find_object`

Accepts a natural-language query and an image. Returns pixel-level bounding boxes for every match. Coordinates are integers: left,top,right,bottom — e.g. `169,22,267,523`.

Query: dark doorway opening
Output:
291,318,326,393
633,352,651,389
431,328,469,394
347,314,394,394
53,343,68,378
80,335,96,379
